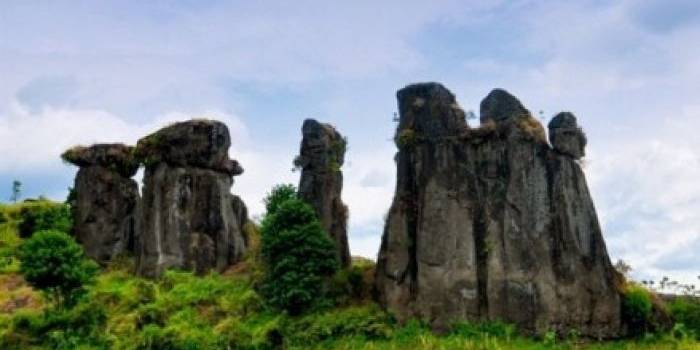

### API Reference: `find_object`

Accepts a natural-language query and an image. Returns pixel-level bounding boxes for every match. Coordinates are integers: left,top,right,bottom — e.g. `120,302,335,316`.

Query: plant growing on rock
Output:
260,185,339,315
18,230,98,308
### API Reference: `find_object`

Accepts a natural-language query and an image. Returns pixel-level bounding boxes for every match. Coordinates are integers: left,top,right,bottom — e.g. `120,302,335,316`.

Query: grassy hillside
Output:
1,200,699,349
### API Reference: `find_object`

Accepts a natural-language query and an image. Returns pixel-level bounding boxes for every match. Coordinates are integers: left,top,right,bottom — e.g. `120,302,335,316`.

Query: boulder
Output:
134,119,243,176
296,119,350,267
548,112,587,159
62,144,139,264
375,83,622,338
135,120,248,277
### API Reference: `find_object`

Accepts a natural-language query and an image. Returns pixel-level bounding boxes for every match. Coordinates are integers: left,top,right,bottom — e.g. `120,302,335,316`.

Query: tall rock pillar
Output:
62,144,140,265
296,119,351,267
134,120,248,277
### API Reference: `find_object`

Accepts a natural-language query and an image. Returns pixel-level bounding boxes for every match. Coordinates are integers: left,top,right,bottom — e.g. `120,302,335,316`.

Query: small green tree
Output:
260,186,338,315
10,180,21,202
263,183,297,214
18,230,98,308
18,201,73,238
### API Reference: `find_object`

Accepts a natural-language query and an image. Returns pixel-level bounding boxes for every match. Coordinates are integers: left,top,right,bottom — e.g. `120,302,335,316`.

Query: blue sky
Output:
1,0,699,285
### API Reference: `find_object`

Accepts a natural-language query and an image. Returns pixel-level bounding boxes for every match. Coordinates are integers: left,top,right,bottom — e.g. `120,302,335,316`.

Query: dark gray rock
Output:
548,112,587,159
375,83,622,338
135,120,248,277
134,119,243,176
479,88,529,123
63,144,140,264
296,119,350,267
62,143,139,177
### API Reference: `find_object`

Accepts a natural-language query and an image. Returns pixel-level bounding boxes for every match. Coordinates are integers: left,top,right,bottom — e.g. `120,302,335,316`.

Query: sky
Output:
1,0,699,285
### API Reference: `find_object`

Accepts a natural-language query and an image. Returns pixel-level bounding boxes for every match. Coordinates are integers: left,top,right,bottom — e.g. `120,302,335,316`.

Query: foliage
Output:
263,183,297,214
395,128,418,148
260,197,339,315
10,180,21,203
17,200,72,238
622,283,654,335
18,230,98,308
668,297,700,339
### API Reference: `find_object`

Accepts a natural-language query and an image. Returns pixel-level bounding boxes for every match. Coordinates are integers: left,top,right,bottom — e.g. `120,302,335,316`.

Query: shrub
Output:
668,297,700,339
17,201,72,238
623,284,654,335
18,230,98,308
0,301,110,349
284,304,393,345
260,187,339,315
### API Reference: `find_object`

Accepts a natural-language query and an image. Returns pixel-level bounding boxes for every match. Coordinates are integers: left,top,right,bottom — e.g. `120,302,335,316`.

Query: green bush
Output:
260,186,339,315
284,304,393,346
1,301,110,349
669,297,700,339
18,230,98,308
623,284,654,335
17,201,72,238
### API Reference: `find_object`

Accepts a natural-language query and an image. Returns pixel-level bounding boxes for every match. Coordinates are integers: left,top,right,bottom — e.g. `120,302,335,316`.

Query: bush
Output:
668,297,700,339
260,186,339,315
17,201,72,238
1,301,110,349
623,284,654,335
18,230,98,308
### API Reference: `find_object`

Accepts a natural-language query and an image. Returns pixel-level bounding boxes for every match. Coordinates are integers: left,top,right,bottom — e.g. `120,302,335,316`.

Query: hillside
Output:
1,200,699,349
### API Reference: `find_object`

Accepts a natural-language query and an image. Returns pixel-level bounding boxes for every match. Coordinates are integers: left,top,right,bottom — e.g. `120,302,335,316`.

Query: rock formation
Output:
375,83,622,338
134,120,248,277
62,144,140,265
296,119,351,267
548,112,587,159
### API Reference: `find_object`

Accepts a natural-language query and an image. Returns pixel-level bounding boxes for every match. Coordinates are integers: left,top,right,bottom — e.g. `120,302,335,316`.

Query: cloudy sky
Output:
1,1,699,284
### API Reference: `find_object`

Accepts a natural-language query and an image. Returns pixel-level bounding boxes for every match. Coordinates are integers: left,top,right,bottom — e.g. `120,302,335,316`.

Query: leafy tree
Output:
10,180,21,202
260,186,338,315
17,201,72,238
263,183,297,214
18,230,98,308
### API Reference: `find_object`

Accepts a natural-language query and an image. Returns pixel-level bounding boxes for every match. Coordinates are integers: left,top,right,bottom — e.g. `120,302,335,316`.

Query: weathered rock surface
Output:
135,120,248,277
375,83,622,338
548,112,587,159
296,119,350,267
62,144,139,264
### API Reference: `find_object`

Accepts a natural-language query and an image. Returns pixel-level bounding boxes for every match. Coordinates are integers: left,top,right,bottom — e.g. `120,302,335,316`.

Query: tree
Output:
260,186,339,315
263,183,297,214
10,180,21,202
18,230,98,308
17,201,73,238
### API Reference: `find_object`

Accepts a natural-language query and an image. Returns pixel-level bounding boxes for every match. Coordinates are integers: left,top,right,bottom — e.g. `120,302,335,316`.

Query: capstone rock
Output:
296,119,350,267
62,144,140,264
375,82,622,338
548,112,587,159
135,120,248,277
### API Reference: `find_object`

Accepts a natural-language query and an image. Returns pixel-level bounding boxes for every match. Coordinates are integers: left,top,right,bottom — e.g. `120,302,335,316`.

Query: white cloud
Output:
586,106,700,284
